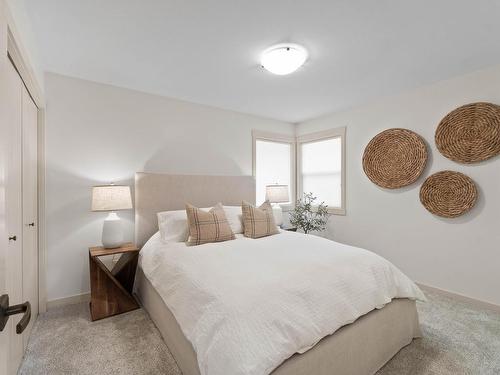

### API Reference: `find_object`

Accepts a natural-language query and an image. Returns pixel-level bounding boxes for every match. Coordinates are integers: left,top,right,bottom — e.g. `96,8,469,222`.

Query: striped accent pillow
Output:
186,203,235,246
241,200,280,239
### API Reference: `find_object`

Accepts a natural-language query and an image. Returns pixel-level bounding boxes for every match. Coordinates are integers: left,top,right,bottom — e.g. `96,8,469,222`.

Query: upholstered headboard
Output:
134,172,256,246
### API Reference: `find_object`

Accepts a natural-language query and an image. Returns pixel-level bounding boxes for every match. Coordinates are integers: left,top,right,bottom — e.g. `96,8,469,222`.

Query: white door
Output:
0,57,23,375
0,29,11,375
5,57,24,375
0,86,8,375
22,85,38,347
0,59,39,375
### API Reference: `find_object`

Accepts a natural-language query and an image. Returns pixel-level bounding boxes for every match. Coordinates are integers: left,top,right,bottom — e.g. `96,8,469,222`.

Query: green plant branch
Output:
289,192,330,234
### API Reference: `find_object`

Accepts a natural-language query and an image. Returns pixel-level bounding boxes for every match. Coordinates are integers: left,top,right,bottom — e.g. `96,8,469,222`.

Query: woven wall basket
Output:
435,102,500,163
419,171,477,218
362,128,428,189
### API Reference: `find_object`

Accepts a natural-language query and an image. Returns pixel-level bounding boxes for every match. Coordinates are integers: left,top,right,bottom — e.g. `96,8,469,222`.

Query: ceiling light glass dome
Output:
261,43,308,75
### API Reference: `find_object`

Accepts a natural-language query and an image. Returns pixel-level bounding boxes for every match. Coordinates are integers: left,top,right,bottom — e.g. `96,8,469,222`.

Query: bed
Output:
133,172,424,375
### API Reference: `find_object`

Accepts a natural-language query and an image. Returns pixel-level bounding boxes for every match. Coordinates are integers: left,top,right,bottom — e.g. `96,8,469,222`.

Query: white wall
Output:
45,73,294,301
297,64,500,306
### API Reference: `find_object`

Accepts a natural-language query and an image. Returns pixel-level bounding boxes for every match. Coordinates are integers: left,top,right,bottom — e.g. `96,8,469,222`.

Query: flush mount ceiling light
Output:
260,43,308,75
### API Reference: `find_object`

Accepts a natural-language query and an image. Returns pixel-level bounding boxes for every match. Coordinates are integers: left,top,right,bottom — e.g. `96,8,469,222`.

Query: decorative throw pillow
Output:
241,200,280,239
185,203,235,246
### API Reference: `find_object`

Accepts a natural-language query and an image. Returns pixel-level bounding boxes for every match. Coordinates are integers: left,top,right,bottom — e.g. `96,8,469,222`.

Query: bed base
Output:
135,267,421,375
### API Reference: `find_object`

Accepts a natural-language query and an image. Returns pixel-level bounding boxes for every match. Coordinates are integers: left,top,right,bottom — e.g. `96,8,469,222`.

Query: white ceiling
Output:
26,0,500,123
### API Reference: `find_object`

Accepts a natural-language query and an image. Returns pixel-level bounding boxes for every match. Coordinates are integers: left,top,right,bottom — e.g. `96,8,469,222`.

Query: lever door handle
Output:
28,222,35,227
0,295,31,334
14,301,31,334
8,235,17,241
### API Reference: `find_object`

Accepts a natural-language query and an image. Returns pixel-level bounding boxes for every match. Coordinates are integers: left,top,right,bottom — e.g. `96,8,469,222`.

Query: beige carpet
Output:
19,291,500,375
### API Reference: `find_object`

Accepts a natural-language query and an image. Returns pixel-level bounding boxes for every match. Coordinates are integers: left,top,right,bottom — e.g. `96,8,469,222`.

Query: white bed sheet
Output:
139,231,425,375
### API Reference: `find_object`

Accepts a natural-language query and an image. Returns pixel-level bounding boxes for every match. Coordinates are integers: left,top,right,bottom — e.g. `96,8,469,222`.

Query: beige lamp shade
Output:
91,185,133,211
265,184,289,203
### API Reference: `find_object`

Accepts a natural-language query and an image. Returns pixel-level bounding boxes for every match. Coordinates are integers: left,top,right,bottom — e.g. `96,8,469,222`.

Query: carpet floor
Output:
19,290,500,375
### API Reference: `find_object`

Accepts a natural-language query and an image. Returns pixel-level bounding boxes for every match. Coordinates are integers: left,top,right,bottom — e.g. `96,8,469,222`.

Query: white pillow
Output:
157,207,211,242
157,210,189,242
223,206,244,234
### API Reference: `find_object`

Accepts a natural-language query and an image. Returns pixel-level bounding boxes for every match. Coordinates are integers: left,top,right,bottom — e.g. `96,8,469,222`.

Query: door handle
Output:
28,222,35,227
8,235,17,241
0,294,31,334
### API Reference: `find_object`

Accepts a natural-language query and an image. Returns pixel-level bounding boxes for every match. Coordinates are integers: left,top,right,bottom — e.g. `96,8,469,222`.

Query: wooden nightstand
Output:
88,243,140,321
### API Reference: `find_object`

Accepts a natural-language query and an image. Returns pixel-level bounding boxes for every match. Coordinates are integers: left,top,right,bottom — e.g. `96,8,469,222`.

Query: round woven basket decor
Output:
435,102,500,163
419,171,477,218
362,128,428,189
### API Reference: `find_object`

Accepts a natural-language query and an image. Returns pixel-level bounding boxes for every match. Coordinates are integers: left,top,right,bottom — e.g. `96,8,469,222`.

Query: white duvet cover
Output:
139,231,425,375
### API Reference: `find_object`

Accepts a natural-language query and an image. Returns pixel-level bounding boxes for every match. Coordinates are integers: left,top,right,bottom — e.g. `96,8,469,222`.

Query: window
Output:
297,127,346,215
252,131,295,205
252,127,345,215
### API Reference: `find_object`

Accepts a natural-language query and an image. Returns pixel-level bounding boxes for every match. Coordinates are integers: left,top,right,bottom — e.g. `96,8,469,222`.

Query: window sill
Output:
328,207,346,216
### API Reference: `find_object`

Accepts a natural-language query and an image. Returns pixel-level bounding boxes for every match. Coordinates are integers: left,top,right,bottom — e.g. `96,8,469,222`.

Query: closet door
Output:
22,86,38,347
5,59,24,375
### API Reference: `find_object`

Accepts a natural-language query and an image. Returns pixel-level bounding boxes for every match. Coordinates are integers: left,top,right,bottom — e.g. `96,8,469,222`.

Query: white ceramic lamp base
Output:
102,212,124,248
272,205,283,227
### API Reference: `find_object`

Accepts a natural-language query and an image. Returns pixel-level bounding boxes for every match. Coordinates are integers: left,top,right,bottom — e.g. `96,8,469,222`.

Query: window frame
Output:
297,127,346,215
252,130,296,206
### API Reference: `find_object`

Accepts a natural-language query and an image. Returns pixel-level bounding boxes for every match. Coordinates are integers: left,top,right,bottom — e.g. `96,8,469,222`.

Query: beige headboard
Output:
135,172,256,246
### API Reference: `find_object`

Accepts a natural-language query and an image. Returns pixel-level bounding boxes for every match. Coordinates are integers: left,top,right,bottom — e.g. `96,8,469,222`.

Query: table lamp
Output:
91,184,133,248
265,184,289,226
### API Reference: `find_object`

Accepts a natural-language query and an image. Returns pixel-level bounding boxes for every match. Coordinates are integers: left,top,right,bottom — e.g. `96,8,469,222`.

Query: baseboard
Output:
46,293,91,310
417,283,500,313
46,285,500,313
